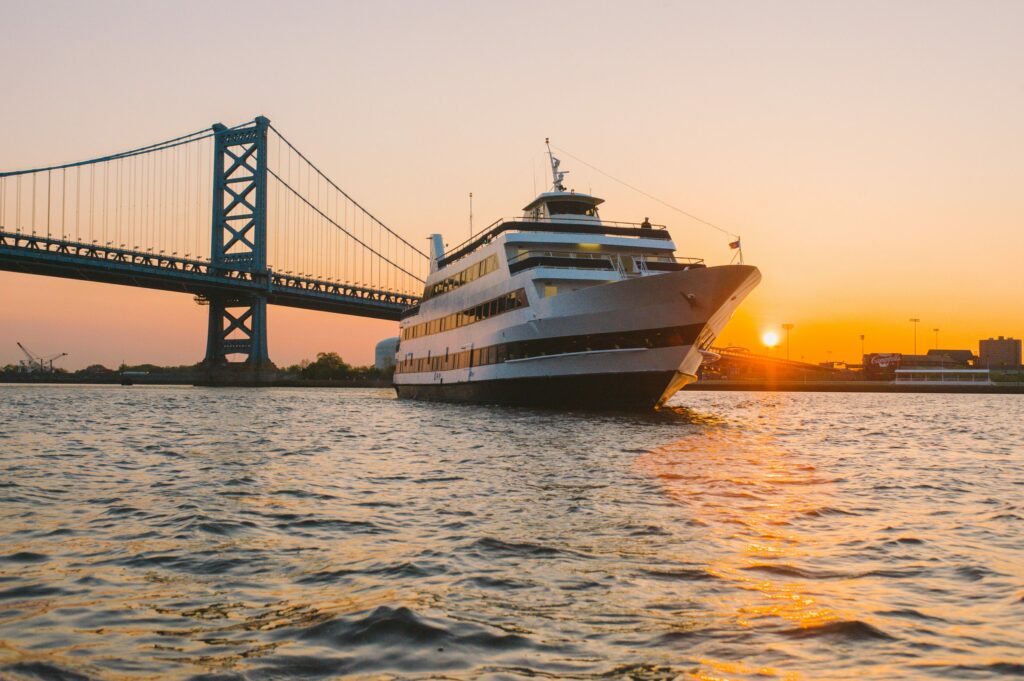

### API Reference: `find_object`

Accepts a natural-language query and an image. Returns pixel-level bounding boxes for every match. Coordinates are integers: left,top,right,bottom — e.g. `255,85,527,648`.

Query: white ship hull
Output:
395,264,760,409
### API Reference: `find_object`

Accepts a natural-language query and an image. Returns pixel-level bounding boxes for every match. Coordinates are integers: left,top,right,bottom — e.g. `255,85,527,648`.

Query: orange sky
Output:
2,1,1022,369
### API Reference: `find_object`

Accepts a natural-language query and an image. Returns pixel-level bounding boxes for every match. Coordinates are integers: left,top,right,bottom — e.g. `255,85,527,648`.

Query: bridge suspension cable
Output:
265,126,428,295
0,126,215,179
0,124,218,261
0,117,429,298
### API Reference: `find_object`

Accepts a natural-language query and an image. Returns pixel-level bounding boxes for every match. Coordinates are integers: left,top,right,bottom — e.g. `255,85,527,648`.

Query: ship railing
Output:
507,250,704,276
643,255,706,270
485,216,669,231
438,218,673,270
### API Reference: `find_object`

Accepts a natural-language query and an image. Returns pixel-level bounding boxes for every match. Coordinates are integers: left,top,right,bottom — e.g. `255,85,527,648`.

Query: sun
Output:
762,331,780,348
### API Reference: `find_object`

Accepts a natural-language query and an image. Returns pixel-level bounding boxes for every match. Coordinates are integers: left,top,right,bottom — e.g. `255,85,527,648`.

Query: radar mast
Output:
545,138,568,192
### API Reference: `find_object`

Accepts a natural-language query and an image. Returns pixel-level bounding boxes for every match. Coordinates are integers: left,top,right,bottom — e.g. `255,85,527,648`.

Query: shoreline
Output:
0,376,393,389
2,376,1022,394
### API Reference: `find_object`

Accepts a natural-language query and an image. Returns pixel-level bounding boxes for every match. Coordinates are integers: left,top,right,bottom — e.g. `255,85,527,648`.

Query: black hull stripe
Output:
395,322,706,375
395,371,678,410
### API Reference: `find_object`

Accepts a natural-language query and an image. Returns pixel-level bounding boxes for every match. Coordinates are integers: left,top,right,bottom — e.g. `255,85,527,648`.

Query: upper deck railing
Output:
506,249,704,276
437,218,672,269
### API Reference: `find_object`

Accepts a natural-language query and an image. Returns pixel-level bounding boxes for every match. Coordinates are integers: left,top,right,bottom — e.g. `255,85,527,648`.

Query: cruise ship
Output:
393,153,760,409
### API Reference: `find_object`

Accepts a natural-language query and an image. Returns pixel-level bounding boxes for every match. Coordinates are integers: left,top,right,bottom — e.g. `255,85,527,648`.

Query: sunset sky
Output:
2,1,1021,369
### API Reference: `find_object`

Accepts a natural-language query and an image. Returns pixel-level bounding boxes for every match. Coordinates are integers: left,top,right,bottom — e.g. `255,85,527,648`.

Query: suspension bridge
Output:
0,116,428,381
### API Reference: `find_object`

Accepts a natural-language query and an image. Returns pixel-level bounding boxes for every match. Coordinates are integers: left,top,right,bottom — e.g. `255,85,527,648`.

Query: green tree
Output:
78,364,113,374
300,352,352,380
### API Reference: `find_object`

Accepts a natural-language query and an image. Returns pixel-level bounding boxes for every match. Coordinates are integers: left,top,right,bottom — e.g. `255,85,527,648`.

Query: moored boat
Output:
393,150,760,409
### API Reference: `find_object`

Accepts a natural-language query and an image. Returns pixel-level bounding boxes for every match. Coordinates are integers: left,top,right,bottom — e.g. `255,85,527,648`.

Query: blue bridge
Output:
0,117,428,379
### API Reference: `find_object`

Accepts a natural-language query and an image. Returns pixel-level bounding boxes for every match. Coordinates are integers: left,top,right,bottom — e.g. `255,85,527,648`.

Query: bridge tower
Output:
203,116,275,382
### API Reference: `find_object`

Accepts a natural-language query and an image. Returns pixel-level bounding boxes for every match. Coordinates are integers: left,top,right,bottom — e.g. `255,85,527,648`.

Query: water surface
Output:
0,386,1021,679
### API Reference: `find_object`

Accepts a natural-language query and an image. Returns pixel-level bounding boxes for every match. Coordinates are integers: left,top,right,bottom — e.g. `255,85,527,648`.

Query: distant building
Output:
979,336,1022,369
923,349,976,367
862,353,903,380
375,337,399,370
862,349,975,379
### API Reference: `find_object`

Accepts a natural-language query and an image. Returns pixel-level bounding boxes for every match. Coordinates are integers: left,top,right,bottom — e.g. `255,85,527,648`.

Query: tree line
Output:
1,352,392,381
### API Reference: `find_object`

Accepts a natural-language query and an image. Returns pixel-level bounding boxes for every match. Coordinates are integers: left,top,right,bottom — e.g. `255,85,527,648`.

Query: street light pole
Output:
909,318,921,355
860,334,865,358
782,323,794,361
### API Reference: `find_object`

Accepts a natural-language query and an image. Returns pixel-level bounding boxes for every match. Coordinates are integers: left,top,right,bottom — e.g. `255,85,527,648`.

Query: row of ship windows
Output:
394,324,703,374
400,288,529,341
421,254,500,301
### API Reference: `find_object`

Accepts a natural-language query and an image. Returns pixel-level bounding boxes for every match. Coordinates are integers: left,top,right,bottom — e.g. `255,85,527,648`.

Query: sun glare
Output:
762,331,780,348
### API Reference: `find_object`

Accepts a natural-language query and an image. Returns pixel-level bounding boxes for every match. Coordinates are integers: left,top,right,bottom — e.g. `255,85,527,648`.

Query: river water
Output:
0,386,1021,680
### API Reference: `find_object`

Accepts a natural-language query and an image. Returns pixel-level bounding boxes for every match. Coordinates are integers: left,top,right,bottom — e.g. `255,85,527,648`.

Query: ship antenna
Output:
545,137,568,192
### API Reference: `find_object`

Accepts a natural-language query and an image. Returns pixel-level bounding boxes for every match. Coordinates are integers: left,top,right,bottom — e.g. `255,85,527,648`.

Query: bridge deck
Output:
0,230,419,321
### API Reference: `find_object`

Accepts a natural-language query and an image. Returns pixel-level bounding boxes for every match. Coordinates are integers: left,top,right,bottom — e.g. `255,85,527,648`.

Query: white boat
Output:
393,151,761,409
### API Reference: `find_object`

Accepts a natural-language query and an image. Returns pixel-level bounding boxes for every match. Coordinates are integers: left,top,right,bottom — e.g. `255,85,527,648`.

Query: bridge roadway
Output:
0,230,419,321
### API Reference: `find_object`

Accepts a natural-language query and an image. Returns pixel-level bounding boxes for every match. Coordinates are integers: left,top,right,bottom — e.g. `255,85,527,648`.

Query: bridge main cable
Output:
268,124,428,259
0,120,260,179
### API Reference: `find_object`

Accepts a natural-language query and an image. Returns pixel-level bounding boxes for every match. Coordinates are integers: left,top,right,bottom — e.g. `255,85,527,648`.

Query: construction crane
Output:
16,343,68,373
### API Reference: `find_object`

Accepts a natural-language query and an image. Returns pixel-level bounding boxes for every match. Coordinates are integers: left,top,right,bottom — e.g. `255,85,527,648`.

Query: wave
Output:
640,567,718,582
801,505,860,517
914,661,1024,677
0,583,67,601
0,661,94,681
464,536,583,559
741,563,929,581
875,608,949,623
296,561,435,585
780,619,895,641
0,551,48,564
298,605,533,650
742,563,848,579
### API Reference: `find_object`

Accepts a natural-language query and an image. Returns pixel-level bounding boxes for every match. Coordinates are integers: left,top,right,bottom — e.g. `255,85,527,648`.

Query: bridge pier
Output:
201,293,277,384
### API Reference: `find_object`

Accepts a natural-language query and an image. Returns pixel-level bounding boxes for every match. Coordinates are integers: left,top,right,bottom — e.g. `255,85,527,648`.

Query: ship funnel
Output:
429,234,445,273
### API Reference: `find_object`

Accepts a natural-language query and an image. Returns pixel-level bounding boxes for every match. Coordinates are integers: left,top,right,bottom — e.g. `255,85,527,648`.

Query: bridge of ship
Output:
0,117,429,374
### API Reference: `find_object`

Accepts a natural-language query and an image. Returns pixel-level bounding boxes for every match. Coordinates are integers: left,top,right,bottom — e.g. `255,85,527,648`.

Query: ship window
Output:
400,288,530,341
546,201,598,216
544,285,558,298
423,254,500,301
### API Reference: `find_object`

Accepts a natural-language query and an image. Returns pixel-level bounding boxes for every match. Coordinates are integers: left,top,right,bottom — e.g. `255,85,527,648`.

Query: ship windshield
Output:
546,201,598,217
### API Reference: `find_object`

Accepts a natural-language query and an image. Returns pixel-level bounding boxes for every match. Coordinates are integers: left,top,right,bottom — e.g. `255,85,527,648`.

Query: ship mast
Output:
545,138,568,192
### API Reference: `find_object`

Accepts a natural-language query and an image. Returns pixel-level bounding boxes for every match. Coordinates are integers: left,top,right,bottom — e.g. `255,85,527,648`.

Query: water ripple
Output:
0,386,1021,679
